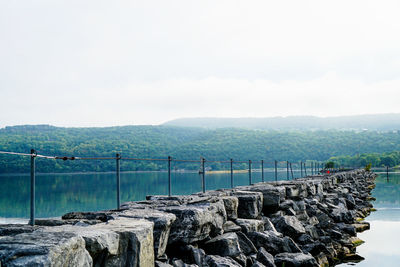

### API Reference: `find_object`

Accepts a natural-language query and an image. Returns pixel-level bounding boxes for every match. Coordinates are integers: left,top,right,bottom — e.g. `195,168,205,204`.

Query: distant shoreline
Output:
0,168,285,176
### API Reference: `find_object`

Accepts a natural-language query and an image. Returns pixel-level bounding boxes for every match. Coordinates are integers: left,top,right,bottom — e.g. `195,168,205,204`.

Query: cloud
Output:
2,73,400,127
1,1,400,127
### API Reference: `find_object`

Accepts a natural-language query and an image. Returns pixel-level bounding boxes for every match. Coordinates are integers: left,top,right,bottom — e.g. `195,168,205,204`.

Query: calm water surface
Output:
1,170,399,266
0,169,297,220
339,171,400,266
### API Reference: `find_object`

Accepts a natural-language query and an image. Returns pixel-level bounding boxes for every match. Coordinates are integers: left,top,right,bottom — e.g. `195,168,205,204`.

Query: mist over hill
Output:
163,114,400,131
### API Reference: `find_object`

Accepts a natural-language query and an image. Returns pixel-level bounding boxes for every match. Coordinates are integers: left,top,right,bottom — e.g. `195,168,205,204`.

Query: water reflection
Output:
339,172,400,266
0,169,298,219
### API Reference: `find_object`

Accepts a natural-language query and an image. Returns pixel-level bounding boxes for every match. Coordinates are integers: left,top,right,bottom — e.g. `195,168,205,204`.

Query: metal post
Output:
286,161,289,180
311,162,313,175
261,160,264,182
248,160,252,185
116,153,121,209
230,159,233,188
304,162,307,176
274,160,278,182
201,158,206,193
290,163,294,179
29,149,36,226
387,166,389,181
300,161,303,177
168,156,172,196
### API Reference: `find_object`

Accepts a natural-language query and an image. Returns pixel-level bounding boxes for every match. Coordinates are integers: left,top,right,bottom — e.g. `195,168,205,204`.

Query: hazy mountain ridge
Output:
163,114,400,131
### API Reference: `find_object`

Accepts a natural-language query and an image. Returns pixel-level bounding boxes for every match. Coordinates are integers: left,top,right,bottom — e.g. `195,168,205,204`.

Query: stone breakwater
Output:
0,170,376,267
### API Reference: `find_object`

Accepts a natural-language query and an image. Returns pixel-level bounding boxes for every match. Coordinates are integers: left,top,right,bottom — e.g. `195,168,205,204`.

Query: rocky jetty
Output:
0,170,376,267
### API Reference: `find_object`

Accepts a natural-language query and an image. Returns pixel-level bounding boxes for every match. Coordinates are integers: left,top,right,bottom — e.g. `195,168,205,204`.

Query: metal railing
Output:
0,149,327,226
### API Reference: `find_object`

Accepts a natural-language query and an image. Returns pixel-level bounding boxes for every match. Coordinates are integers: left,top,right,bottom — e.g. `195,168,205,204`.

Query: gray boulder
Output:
205,255,242,267
235,218,265,233
223,221,242,233
222,196,239,220
203,233,241,257
115,208,176,259
330,205,353,224
247,185,285,214
272,216,306,239
237,232,257,255
156,261,174,267
231,253,247,266
262,217,279,234
231,191,263,219
247,231,302,255
172,259,198,267
257,247,276,267
160,200,227,244
252,261,266,267
274,252,318,267
0,230,92,267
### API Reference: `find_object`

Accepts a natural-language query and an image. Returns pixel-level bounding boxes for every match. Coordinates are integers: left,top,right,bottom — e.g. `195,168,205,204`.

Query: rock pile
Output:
0,170,376,267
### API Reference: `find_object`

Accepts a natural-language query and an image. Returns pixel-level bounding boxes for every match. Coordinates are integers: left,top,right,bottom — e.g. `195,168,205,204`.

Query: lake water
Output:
1,170,399,266
339,171,400,266
0,169,298,220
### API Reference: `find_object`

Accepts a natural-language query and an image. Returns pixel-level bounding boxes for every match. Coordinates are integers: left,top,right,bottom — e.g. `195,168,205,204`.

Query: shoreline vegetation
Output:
329,151,400,168
2,125,400,174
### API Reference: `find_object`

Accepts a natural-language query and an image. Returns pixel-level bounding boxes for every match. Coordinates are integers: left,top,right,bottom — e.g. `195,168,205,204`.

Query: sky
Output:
1,0,400,127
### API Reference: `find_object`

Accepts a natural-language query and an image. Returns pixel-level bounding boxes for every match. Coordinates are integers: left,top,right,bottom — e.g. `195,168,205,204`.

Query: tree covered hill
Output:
1,124,400,173
328,151,400,168
164,114,400,131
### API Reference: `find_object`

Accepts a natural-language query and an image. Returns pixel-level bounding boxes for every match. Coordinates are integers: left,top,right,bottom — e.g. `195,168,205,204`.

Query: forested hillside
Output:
164,114,400,131
328,151,400,167
1,125,400,173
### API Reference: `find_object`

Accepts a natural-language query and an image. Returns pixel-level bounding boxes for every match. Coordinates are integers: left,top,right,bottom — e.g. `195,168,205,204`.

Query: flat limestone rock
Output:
114,208,176,259
159,200,227,244
0,224,38,237
0,218,155,267
0,229,92,267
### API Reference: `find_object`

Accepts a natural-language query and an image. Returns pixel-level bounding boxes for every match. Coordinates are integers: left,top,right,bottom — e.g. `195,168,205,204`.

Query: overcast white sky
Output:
1,0,400,127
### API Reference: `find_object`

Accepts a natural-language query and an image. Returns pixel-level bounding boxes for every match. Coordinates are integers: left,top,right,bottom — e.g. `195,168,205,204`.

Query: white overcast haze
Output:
1,0,400,127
